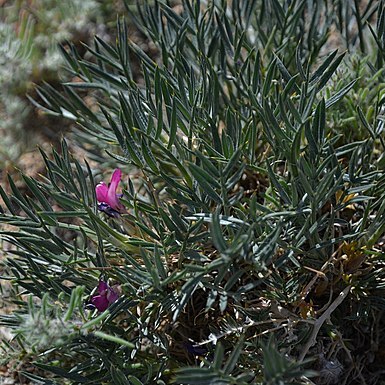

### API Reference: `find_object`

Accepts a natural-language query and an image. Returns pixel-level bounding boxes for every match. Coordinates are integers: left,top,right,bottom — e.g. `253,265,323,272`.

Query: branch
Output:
299,285,351,362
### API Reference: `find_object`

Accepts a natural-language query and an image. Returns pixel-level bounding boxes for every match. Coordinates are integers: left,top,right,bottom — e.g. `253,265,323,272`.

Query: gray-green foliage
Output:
0,17,34,158
0,0,101,164
2,0,385,384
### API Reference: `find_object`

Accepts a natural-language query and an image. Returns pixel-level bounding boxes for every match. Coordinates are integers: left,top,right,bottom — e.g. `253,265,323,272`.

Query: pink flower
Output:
95,169,126,216
89,280,119,312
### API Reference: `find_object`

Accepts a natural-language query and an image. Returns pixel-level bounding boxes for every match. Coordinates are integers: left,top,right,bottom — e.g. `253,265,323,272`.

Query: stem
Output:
299,285,351,362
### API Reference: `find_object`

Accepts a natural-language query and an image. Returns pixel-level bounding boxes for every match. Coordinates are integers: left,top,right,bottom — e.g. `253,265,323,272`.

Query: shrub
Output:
1,1,385,384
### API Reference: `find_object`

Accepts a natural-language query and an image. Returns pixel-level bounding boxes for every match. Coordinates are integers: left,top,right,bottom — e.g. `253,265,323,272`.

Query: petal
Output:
97,280,108,294
109,169,122,192
107,194,123,211
97,203,121,218
184,342,208,356
90,295,109,312
85,303,96,310
95,182,109,203
107,169,124,211
106,288,119,304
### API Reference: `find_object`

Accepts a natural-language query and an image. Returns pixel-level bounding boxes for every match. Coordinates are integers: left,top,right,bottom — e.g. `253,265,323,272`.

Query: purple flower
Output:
184,341,208,356
95,169,126,216
89,280,119,312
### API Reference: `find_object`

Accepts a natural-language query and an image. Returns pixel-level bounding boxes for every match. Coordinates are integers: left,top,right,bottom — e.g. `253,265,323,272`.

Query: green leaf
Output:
223,336,244,374
189,163,222,204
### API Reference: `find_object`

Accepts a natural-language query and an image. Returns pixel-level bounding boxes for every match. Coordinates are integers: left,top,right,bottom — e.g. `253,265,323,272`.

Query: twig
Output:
78,266,117,270
194,318,309,347
299,246,341,302
299,285,351,362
